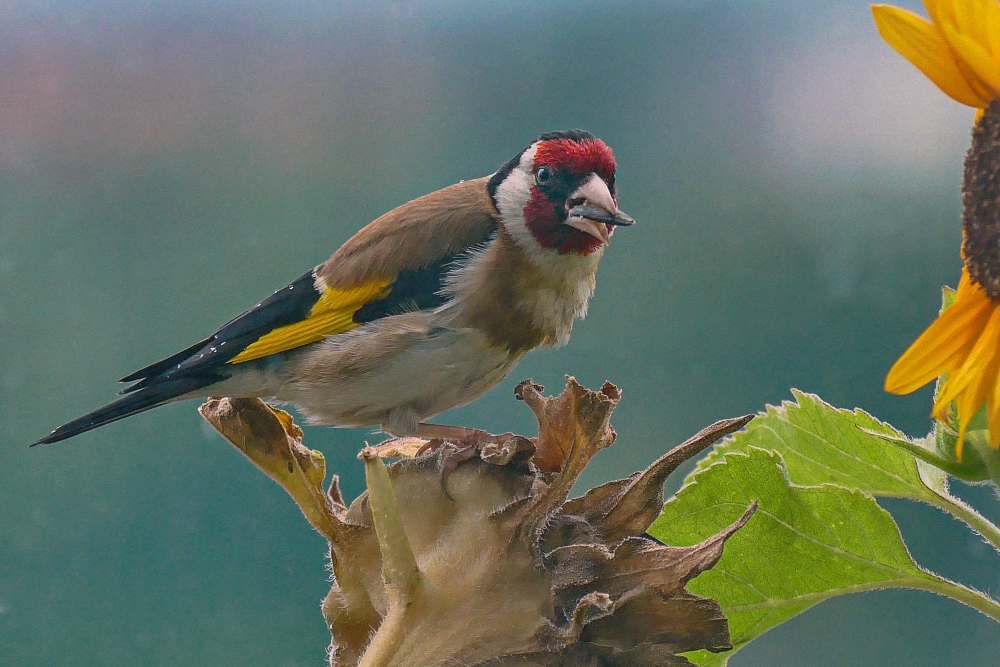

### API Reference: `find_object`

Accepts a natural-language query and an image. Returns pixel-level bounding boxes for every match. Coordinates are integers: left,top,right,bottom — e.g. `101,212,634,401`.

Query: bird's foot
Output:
437,444,481,501
409,424,515,500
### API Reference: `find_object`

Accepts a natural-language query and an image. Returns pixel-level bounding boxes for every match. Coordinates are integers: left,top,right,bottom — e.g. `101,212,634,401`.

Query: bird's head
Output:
488,130,635,259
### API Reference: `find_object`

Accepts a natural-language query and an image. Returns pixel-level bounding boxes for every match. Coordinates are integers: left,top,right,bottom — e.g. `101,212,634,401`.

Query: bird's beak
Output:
564,173,635,247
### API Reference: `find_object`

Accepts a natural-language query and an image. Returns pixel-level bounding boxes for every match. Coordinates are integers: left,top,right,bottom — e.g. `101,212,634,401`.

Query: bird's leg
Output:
411,423,515,501
411,423,513,445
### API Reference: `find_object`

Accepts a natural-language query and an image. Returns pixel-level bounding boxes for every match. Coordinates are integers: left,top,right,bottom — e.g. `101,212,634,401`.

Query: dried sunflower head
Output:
201,378,756,667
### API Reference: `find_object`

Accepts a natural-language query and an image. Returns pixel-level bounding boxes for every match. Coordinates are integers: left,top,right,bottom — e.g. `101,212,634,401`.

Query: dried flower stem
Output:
354,455,425,667
362,455,421,601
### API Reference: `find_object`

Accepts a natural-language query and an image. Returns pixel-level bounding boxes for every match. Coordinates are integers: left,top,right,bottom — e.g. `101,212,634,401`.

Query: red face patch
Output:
523,189,605,255
533,138,616,180
520,135,618,256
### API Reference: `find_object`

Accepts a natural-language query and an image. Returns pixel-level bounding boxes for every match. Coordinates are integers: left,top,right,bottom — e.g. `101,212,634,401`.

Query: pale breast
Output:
272,309,520,430
445,228,601,352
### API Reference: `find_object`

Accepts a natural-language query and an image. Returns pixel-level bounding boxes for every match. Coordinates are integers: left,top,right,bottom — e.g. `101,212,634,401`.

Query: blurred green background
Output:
2,0,998,664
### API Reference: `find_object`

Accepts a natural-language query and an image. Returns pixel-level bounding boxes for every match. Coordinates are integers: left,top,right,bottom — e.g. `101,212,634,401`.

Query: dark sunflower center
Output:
963,99,1000,301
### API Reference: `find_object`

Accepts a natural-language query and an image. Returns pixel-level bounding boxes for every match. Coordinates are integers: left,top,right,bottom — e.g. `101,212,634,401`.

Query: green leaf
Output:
697,390,929,498
650,448,1000,666
696,391,1000,549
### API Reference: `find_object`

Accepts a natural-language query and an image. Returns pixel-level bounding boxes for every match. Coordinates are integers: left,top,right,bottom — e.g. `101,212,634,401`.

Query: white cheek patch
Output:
493,143,541,256
492,141,605,282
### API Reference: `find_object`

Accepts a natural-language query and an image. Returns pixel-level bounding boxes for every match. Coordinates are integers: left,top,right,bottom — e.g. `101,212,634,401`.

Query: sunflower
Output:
874,0,1000,459
872,0,999,110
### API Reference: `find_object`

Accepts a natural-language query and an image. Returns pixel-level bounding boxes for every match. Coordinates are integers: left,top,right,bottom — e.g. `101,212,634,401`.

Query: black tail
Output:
31,375,219,446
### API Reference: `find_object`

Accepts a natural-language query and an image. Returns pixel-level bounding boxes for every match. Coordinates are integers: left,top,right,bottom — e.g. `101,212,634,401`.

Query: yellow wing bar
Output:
228,279,393,364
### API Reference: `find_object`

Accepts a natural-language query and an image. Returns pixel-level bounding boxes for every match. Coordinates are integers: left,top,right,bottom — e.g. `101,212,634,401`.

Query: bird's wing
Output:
120,178,499,389
223,278,393,364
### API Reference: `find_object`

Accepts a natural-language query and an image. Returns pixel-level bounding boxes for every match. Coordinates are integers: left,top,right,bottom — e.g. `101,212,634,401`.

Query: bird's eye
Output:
534,166,552,185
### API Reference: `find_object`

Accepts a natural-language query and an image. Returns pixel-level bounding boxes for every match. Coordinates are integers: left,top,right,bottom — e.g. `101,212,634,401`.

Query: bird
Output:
33,129,634,447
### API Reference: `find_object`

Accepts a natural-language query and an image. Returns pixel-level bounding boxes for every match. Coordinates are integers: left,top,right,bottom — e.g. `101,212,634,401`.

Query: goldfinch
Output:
34,130,634,446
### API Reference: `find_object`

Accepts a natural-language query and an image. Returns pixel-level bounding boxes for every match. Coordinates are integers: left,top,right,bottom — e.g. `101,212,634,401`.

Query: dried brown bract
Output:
200,377,756,667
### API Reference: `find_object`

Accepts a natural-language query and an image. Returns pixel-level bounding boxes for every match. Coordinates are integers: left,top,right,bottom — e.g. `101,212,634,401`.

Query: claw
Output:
439,444,481,501
416,438,447,457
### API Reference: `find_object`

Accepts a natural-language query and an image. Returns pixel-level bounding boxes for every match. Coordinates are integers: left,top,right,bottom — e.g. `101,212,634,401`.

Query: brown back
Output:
318,177,500,289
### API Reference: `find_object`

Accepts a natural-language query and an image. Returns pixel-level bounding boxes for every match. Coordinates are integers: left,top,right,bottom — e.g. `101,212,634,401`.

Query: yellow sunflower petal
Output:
938,26,1000,101
885,281,993,394
932,376,953,422
941,304,1000,460
955,416,969,460
872,4,992,107
933,301,1000,421
953,350,998,461
979,0,1000,56
989,374,1000,449
926,0,1000,101
926,0,1000,60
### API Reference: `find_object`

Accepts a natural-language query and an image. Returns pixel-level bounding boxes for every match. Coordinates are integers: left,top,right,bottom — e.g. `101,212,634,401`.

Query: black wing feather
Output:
352,253,461,323
119,270,322,392
32,375,221,445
